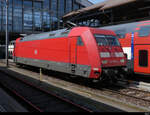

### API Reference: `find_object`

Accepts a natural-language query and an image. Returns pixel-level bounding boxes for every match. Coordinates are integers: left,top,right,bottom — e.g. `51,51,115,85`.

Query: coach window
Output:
138,26,150,37
139,50,148,67
77,37,84,46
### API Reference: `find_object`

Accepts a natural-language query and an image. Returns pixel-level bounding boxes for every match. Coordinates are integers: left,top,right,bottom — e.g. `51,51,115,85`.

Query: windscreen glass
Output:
94,34,120,46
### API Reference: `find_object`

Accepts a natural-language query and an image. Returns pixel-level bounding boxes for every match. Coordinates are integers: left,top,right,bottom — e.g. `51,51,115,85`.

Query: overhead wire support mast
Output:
5,0,9,67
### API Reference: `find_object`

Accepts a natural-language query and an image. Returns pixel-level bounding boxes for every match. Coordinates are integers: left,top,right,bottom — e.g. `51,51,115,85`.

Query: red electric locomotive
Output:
101,20,150,75
13,27,126,82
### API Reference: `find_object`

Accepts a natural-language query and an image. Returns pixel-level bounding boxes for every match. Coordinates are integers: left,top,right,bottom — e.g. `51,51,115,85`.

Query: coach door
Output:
69,37,77,74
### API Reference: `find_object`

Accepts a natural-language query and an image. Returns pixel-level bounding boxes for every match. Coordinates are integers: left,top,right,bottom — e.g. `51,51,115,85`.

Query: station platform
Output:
0,87,28,112
0,61,149,112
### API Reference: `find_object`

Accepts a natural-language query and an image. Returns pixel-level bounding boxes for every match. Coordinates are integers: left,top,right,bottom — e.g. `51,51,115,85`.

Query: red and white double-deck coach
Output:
13,27,126,82
101,20,150,75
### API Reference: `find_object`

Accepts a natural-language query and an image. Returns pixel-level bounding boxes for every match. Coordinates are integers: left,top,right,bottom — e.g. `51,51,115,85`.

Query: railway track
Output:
101,84,150,108
0,60,150,111
0,69,93,112
119,87,150,101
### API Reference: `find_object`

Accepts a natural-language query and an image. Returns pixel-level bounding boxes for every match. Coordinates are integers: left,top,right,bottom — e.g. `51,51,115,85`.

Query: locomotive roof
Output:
20,29,70,42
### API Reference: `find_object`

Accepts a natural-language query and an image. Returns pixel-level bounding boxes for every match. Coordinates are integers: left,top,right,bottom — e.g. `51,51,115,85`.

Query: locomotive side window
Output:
94,35,108,46
138,26,150,37
77,37,84,46
94,34,120,46
139,50,148,67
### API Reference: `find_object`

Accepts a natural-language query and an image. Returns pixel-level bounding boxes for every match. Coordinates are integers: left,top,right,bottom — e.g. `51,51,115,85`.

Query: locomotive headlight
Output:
102,60,108,64
100,52,110,58
120,59,125,63
115,52,124,57
93,68,99,71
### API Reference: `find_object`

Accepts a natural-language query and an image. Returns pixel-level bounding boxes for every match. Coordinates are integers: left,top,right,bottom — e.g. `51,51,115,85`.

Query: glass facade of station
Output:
0,0,90,44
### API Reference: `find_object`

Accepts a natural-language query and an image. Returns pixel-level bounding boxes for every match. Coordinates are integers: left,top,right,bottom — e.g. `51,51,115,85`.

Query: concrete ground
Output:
0,87,28,112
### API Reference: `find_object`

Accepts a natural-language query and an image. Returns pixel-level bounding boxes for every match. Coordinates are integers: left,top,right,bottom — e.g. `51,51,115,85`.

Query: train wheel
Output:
92,79,99,83
70,75,77,78
112,76,118,84
16,63,23,68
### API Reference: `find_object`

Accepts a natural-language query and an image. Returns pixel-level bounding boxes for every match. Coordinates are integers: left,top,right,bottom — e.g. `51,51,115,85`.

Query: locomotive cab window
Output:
139,50,148,67
94,35,107,46
138,26,150,37
77,37,84,46
94,34,120,46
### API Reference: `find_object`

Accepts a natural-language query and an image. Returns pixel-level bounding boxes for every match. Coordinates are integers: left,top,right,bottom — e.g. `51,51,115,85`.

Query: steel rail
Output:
1,60,150,110
102,85,150,103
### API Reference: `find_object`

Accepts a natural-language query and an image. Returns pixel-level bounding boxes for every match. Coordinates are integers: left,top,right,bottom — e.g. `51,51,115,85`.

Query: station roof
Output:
63,0,138,19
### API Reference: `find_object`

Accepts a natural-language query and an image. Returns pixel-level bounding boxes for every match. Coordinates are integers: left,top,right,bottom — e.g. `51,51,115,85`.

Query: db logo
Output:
34,50,38,55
